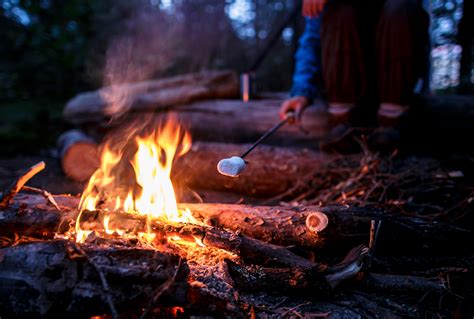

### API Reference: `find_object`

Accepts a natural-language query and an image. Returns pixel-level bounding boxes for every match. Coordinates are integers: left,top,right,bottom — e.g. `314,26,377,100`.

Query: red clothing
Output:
321,0,430,106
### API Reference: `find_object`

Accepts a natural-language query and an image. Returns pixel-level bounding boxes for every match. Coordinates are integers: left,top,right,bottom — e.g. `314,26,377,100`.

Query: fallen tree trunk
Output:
185,203,473,254
71,95,474,150
79,98,329,148
0,240,188,318
64,70,239,125
57,136,329,197
174,142,328,197
175,99,328,147
1,194,471,255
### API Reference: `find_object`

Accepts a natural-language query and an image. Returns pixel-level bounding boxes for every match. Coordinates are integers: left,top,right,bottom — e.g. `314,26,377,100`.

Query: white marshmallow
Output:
217,156,246,177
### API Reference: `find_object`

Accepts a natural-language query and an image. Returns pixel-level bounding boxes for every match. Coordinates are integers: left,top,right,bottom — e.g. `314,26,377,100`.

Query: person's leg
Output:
376,0,430,125
321,2,367,123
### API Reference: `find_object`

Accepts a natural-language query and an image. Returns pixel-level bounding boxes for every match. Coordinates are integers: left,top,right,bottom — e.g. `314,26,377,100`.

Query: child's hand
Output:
279,96,309,123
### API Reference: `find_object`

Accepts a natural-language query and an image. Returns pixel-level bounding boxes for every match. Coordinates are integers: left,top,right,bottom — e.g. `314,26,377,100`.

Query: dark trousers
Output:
321,0,430,107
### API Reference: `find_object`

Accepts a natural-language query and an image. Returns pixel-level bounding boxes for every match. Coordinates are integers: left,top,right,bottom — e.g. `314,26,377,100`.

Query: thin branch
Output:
140,258,182,319
0,161,46,209
22,186,61,211
69,242,118,319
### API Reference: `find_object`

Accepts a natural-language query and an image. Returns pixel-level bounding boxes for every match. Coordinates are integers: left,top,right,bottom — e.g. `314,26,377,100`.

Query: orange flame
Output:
75,116,195,243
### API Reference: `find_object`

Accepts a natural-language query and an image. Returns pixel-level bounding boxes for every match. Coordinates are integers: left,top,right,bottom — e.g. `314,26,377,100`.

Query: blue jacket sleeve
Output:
290,17,322,102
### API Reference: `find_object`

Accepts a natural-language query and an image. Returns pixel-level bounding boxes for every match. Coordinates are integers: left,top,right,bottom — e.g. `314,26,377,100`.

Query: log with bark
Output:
0,240,188,318
57,134,330,197
65,93,474,149
1,193,471,255
63,70,239,125
174,142,328,197
226,260,447,295
185,203,473,255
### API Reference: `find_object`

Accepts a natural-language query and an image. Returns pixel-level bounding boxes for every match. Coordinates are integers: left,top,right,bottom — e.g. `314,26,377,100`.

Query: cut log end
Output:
305,211,329,233
62,142,99,182
58,130,99,182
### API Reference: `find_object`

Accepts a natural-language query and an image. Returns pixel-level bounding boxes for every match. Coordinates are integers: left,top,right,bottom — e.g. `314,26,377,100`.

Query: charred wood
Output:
227,261,446,295
360,272,447,294
1,194,472,255
0,240,188,318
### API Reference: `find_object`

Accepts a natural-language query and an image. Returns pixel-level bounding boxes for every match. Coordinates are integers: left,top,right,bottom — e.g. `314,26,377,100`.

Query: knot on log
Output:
305,211,328,233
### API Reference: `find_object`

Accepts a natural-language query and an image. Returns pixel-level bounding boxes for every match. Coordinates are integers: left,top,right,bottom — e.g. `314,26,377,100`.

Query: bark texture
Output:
0,240,188,318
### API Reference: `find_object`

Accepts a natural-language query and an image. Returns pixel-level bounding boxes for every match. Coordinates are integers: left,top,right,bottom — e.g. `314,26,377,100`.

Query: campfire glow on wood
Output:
0,114,471,318
74,117,201,245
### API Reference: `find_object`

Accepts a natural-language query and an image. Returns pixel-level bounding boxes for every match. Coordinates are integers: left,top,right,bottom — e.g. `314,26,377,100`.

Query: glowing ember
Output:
75,116,196,243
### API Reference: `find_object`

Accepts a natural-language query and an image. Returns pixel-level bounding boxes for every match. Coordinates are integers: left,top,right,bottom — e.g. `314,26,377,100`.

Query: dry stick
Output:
0,161,46,209
279,302,311,318
367,220,382,268
140,258,182,319
22,185,61,211
70,242,119,319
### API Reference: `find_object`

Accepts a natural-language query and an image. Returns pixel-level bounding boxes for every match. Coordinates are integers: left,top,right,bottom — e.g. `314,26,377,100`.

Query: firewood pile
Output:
0,146,473,317
1,71,472,317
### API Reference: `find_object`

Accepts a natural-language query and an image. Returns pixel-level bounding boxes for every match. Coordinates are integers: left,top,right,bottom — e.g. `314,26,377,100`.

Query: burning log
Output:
63,70,239,125
0,240,188,318
191,225,324,270
225,245,369,293
57,136,329,197
1,194,471,255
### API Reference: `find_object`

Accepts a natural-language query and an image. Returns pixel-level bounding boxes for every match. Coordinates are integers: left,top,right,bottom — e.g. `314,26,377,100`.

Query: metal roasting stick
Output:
240,112,294,159
217,112,295,177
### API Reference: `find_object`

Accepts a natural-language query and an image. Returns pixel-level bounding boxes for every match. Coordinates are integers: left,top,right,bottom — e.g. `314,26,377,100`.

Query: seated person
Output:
280,0,430,152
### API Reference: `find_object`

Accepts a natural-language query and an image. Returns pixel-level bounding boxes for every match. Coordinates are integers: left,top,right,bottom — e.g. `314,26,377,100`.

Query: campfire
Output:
74,116,200,245
0,113,472,318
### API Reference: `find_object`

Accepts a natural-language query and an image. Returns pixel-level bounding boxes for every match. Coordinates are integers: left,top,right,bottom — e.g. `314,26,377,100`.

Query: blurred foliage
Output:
0,0,102,100
0,0,300,102
0,0,300,153
0,99,65,154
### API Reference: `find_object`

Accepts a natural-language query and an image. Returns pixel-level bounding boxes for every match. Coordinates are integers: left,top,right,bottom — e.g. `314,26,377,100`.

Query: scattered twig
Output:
69,242,118,319
22,186,61,211
0,161,45,209
279,301,311,318
140,258,182,319
367,220,382,269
